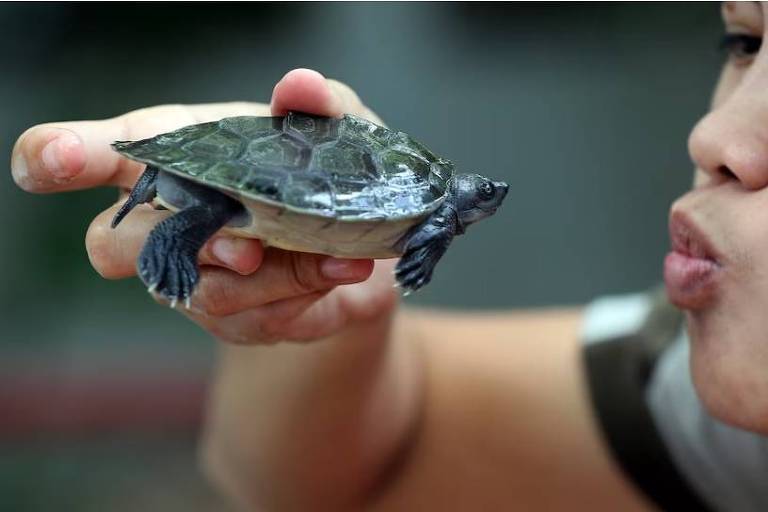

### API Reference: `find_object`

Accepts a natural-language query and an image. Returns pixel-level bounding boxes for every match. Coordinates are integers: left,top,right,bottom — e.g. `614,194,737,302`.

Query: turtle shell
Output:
112,112,454,221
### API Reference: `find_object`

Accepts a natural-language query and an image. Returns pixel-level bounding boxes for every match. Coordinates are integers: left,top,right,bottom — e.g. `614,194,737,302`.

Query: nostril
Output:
717,165,737,180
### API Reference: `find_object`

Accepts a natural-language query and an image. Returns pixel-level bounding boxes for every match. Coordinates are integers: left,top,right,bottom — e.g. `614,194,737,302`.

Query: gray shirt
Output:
582,293,768,512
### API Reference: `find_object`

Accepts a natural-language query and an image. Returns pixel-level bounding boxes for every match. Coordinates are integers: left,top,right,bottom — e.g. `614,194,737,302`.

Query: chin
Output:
686,299,768,435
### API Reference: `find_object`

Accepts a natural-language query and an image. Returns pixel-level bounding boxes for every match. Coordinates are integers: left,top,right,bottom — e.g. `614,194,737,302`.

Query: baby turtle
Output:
111,112,508,305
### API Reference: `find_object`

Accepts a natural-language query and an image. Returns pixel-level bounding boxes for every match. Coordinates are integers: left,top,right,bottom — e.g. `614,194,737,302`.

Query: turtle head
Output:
452,174,509,227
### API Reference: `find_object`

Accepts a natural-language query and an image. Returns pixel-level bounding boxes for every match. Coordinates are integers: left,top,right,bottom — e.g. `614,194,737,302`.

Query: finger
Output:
12,102,270,194
270,68,385,125
325,79,386,126
271,68,344,118
192,248,374,317
195,259,399,344
189,291,329,345
205,236,264,277
86,201,264,279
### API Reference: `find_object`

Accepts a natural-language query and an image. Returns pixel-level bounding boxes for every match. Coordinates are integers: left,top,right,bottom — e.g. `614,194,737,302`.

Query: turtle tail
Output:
112,166,159,228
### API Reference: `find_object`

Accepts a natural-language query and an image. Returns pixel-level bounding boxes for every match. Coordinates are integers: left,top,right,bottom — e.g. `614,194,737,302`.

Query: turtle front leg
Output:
138,201,241,307
111,166,159,228
394,204,458,295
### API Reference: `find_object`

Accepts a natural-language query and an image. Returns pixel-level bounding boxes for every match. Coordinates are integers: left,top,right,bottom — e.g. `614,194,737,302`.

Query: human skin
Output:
671,1,768,434
11,69,652,510
44,6,768,502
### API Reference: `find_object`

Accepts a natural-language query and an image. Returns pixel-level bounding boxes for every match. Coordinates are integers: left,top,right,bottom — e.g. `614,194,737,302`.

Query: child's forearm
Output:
201,310,424,511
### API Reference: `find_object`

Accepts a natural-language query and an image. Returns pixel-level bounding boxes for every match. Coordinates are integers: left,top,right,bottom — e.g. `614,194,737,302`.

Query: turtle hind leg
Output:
138,198,243,305
394,205,458,295
111,166,159,228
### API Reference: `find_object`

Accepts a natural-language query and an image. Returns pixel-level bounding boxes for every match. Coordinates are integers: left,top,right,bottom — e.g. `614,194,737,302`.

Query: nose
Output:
688,94,768,191
495,181,509,199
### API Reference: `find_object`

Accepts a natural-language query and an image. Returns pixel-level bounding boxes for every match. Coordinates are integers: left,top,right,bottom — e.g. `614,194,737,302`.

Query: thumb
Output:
271,68,344,117
270,68,384,125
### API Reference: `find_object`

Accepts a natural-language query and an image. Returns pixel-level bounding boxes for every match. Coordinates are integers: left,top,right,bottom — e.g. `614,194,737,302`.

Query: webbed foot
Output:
394,222,454,295
138,204,236,305
139,214,202,305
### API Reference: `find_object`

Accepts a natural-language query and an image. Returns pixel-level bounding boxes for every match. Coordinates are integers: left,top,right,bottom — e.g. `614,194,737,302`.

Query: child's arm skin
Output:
207,307,653,511
11,69,652,511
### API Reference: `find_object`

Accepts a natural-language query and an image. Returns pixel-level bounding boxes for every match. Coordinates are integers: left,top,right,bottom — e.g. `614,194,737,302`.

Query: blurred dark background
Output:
1,3,721,510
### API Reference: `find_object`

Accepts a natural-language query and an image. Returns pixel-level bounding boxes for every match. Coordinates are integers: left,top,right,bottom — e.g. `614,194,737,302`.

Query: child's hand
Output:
12,68,399,344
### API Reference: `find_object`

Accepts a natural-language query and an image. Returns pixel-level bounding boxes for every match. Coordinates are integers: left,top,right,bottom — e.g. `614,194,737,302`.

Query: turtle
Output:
110,112,509,306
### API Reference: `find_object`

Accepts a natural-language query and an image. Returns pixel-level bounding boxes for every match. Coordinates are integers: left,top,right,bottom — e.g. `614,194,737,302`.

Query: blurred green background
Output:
2,3,721,511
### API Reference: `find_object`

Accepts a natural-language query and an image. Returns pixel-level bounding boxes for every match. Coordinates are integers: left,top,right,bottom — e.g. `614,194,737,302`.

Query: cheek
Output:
726,193,768,284
688,308,768,433
687,194,768,432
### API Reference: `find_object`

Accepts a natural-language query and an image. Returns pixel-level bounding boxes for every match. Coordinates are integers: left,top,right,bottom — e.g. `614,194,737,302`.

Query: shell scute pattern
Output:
375,183,432,216
332,177,380,217
242,133,311,174
311,140,380,182
167,159,211,177
340,115,391,150
203,162,253,189
371,145,446,215
137,143,188,165
156,122,218,147
221,116,282,139
282,173,335,215
114,113,451,218
390,131,440,163
240,167,285,200
429,159,454,193
182,128,246,161
285,113,340,145
375,148,432,188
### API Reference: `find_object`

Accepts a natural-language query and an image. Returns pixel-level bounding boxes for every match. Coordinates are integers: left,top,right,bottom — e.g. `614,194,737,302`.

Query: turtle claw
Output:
394,265,431,296
136,207,212,307
138,244,199,306
184,296,192,310
396,268,432,296
139,246,199,307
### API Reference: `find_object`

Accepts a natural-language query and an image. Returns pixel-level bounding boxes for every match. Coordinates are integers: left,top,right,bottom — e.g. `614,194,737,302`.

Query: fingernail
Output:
41,130,84,182
212,237,243,269
321,257,361,281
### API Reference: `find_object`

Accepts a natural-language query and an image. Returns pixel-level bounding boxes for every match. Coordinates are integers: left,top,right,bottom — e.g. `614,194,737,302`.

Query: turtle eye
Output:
478,181,495,200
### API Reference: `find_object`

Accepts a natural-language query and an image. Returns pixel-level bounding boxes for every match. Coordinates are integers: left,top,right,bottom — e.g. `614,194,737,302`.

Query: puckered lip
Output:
668,209,724,266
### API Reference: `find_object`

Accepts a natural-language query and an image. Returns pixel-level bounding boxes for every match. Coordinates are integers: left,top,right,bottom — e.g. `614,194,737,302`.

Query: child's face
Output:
669,2,768,432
